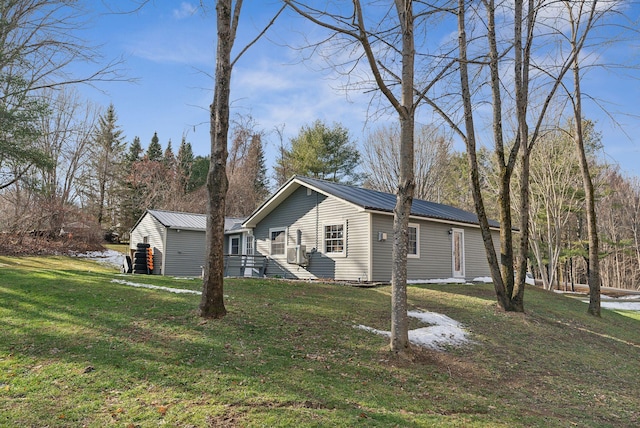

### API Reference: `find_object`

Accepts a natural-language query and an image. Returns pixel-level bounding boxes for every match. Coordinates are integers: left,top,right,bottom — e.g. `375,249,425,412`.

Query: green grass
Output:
1,255,640,427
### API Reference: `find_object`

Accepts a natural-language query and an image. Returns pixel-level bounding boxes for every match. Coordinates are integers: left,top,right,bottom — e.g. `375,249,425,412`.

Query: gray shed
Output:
129,209,244,276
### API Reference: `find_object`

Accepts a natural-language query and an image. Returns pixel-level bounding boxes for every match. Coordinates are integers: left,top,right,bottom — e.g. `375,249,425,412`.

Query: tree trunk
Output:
457,0,505,309
570,19,600,317
390,0,415,354
199,0,236,319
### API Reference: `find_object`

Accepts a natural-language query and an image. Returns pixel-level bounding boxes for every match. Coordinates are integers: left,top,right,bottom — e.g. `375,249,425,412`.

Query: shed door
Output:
452,229,465,278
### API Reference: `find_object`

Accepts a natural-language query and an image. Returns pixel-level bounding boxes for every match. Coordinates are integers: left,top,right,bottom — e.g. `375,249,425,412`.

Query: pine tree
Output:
177,137,195,192
125,136,143,166
91,104,125,225
146,132,163,161
119,136,145,234
163,139,176,169
275,120,361,184
249,134,269,202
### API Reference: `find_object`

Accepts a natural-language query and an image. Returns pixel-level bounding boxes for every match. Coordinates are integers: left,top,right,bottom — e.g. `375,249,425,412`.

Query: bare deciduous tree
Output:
362,124,451,201
0,0,124,190
285,0,453,354
199,0,284,319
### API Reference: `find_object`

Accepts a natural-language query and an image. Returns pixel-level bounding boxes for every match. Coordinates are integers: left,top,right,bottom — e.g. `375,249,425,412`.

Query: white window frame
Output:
229,235,241,255
245,234,254,256
407,223,420,259
269,227,287,256
323,222,346,257
451,228,465,278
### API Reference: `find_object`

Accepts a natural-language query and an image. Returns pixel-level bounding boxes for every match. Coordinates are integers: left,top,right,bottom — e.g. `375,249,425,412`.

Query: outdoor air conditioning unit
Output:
287,245,309,266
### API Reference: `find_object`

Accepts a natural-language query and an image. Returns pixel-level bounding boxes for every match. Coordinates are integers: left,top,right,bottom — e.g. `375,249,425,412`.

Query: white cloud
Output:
173,2,198,20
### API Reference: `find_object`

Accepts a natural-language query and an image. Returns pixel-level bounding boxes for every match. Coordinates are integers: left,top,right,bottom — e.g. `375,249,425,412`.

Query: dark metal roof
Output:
296,176,499,228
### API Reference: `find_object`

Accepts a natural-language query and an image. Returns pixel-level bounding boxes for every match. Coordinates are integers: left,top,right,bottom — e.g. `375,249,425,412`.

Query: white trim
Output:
228,234,241,255
243,177,365,228
452,228,465,278
245,234,254,256
362,209,501,231
322,221,347,258
407,223,420,259
367,213,373,282
269,227,287,257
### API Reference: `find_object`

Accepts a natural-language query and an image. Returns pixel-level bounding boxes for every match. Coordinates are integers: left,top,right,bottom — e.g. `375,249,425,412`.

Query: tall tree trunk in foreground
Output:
564,0,600,316
571,42,600,317
199,1,283,318
390,0,415,354
199,0,238,319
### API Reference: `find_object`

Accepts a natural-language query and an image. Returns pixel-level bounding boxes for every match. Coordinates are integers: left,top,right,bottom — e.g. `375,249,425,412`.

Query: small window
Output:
230,236,240,255
408,223,419,258
270,228,286,256
324,224,345,254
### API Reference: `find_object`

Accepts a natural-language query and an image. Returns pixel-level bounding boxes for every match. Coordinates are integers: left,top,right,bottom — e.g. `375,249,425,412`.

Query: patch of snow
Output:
602,294,640,301
408,278,468,284
356,310,472,351
76,250,125,267
472,276,493,283
581,300,640,311
111,279,201,295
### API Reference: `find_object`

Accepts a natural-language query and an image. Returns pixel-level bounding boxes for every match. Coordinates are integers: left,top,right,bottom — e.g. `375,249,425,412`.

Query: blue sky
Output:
77,1,640,181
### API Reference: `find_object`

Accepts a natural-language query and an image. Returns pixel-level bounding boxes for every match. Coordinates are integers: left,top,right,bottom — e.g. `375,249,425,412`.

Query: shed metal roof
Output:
142,210,245,232
243,176,499,228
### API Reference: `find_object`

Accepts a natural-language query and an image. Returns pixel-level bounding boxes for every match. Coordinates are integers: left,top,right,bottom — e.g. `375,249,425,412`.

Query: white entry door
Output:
244,235,254,277
452,229,465,278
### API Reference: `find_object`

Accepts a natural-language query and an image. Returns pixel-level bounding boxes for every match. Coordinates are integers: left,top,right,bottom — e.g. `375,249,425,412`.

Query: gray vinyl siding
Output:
253,186,370,281
371,213,499,282
463,228,499,278
163,229,206,277
129,213,165,275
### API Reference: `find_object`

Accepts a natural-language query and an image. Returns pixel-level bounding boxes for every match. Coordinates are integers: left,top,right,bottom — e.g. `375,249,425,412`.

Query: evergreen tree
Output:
163,139,176,168
189,156,209,192
275,120,361,184
250,134,269,202
146,132,163,161
119,136,145,234
125,136,143,166
91,104,125,225
177,137,195,192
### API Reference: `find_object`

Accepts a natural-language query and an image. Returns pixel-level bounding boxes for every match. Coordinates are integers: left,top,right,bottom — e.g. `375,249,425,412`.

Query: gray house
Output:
242,175,500,282
129,209,246,276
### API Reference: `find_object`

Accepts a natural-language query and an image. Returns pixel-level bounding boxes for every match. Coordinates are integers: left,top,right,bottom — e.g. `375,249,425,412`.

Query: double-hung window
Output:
408,223,419,258
270,228,286,256
324,223,345,255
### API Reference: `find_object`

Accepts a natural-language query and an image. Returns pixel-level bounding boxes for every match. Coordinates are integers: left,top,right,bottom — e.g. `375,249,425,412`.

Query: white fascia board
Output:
362,208,501,231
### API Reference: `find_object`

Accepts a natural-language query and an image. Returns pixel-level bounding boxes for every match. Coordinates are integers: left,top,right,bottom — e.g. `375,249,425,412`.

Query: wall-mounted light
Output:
448,229,453,235
378,232,388,241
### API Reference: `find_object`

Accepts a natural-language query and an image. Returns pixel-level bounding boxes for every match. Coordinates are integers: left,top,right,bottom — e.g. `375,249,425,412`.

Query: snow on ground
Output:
581,298,640,311
408,278,469,284
76,250,125,267
111,279,201,295
356,310,472,351
408,276,535,285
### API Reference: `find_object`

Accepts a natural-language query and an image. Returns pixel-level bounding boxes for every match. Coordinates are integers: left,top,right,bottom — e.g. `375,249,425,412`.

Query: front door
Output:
452,229,465,278
244,235,254,277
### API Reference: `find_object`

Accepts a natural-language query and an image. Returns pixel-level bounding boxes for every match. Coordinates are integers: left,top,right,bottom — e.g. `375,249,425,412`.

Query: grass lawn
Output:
1,255,639,427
